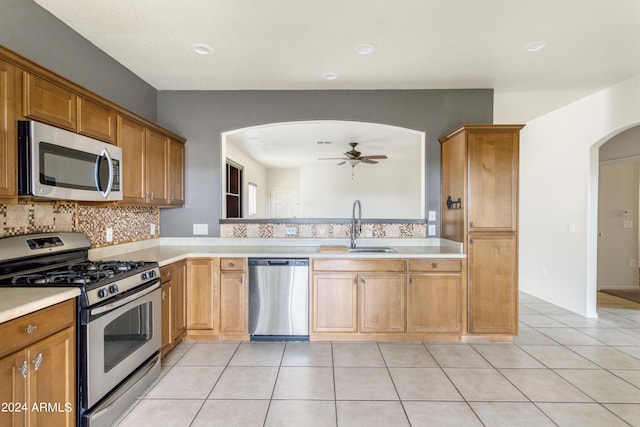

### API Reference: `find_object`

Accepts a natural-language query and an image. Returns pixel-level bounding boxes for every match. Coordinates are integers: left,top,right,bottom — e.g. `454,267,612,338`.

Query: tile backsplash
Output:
0,202,159,247
220,221,426,238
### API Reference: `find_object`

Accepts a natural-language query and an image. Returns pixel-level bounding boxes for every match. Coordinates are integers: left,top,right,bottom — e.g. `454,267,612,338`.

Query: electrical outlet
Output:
428,210,436,222
428,224,436,236
630,259,638,268
193,224,208,235
105,227,113,243
285,226,297,236
150,224,156,236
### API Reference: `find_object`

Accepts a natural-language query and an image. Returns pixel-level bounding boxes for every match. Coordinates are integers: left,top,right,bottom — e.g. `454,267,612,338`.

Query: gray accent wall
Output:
157,90,493,237
0,0,157,122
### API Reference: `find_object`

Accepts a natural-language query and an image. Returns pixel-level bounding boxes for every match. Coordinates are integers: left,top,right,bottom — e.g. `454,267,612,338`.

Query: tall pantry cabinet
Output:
439,125,524,336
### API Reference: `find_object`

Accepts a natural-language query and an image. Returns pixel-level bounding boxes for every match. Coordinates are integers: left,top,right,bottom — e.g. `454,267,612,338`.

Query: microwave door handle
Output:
96,148,114,198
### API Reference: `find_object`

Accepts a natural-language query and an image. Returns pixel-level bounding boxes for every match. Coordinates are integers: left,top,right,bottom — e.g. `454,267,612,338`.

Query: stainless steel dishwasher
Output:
248,258,309,340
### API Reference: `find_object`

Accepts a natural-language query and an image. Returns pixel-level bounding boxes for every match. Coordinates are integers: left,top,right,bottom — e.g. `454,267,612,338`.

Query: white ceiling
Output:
225,121,423,168
34,0,640,123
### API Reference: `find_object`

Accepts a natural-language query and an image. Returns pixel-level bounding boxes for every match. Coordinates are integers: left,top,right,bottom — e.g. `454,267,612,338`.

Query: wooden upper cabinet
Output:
23,73,76,131
440,131,466,242
168,137,185,206
117,116,146,204
0,59,17,200
145,128,168,205
77,97,117,144
468,129,520,232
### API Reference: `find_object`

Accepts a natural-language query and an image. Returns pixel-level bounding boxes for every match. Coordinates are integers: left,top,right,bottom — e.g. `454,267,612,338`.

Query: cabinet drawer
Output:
160,264,174,283
221,258,244,271
408,259,462,273
313,258,406,273
0,299,75,358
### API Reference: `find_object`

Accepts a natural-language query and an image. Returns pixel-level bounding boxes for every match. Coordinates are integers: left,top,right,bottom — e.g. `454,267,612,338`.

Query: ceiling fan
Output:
319,142,388,166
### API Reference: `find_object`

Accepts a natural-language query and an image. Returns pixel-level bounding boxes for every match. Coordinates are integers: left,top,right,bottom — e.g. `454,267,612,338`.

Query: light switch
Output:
428,224,436,236
428,210,436,222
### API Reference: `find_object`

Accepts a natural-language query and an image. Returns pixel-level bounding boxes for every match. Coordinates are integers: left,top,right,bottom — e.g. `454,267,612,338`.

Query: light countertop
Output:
0,287,80,324
89,237,465,266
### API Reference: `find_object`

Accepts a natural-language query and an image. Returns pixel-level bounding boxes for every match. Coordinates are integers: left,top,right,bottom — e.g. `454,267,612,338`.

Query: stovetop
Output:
0,232,160,307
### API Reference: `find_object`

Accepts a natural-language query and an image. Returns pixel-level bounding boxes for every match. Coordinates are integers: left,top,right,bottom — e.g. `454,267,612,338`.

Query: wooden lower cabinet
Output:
172,260,187,342
219,257,248,338
359,273,406,333
160,282,172,356
0,300,75,427
312,273,358,333
186,258,219,334
407,274,462,333
468,233,518,334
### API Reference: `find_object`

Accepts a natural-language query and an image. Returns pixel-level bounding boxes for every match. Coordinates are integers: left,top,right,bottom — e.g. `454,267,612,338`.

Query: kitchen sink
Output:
348,247,396,253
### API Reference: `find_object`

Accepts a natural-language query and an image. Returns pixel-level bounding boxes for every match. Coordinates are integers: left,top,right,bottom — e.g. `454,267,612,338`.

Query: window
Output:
248,182,257,216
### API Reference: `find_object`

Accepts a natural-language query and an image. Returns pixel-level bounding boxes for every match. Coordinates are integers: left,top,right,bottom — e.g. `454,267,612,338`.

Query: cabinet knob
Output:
432,263,438,269
25,324,37,335
409,278,413,286
228,262,234,268
470,222,475,228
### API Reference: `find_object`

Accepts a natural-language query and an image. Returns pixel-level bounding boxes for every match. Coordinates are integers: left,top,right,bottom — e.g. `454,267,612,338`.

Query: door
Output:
270,187,299,217
359,273,406,333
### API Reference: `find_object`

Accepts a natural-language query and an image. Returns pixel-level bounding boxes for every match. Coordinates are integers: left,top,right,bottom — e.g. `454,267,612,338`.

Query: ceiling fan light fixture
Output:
322,72,338,81
354,43,377,55
347,159,360,167
192,43,214,55
522,40,549,53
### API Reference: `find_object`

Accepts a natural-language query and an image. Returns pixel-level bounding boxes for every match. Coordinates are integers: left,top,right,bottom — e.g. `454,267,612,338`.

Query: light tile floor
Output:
115,292,640,426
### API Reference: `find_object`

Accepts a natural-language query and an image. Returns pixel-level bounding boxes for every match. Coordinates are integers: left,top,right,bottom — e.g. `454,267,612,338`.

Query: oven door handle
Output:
90,282,160,316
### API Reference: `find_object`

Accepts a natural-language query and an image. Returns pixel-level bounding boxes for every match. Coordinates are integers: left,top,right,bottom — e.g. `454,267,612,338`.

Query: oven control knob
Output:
109,284,119,294
98,288,109,299
142,272,148,280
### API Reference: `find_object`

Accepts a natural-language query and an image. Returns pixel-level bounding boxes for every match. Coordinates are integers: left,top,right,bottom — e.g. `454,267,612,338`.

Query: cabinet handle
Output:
409,278,413,286
144,192,149,200
470,222,475,228
470,238,475,245
162,290,166,301
353,277,357,286
150,192,154,201
32,353,43,371
25,324,37,335
361,278,366,285
18,360,28,378
171,193,175,202
239,276,243,284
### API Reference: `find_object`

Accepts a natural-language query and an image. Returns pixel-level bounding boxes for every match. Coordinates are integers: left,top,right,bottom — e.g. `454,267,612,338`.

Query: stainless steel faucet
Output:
351,199,362,249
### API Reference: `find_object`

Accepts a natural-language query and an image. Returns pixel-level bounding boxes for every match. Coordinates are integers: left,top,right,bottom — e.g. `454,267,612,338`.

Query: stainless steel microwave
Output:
18,120,122,201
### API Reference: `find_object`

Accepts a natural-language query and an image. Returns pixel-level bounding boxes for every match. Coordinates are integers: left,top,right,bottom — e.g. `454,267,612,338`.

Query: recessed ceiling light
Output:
322,72,338,80
522,40,549,53
192,43,214,55
354,43,377,55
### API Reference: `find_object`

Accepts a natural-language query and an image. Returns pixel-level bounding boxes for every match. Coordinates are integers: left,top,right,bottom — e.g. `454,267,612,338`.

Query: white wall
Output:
597,161,639,289
225,144,268,217
497,73,640,317
299,161,421,218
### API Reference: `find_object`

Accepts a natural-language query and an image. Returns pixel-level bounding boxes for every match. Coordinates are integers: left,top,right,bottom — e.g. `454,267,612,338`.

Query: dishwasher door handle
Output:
267,260,290,266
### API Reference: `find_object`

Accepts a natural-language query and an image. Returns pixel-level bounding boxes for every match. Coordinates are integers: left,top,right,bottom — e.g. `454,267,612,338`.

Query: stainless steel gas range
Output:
0,232,161,427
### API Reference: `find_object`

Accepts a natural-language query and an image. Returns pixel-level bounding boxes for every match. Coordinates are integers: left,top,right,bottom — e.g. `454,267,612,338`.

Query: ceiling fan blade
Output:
337,161,346,166
361,159,378,164
318,157,349,160
361,155,387,160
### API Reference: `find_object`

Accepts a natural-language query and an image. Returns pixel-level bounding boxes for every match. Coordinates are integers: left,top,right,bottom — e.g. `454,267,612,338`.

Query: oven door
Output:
82,282,161,409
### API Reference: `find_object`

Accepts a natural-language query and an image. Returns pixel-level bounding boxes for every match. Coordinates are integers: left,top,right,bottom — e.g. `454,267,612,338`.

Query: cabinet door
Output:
172,260,187,340
468,234,518,334
28,327,75,427
145,128,168,205
187,259,219,331
0,351,27,427
0,59,17,200
312,273,358,333
359,274,406,333
440,131,466,242
117,116,146,204
220,271,247,334
23,73,76,131
468,130,518,232
77,97,116,144
407,274,461,333
168,138,185,206
161,282,172,356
